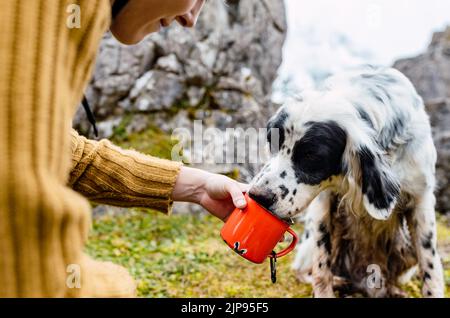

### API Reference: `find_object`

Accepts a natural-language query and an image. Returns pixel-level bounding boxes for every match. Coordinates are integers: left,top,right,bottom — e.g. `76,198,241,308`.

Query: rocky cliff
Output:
394,27,450,214
75,0,286,168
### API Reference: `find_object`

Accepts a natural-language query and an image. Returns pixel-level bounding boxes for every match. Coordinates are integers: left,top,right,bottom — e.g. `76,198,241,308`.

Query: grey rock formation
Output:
425,99,450,214
394,27,450,214
394,28,450,102
73,0,287,214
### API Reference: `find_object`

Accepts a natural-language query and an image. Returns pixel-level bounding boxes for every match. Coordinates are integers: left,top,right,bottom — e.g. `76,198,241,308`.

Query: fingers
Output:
225,182,247,209
238,182,250,193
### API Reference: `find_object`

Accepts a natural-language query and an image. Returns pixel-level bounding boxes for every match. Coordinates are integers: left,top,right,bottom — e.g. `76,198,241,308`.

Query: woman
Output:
0,0,248,297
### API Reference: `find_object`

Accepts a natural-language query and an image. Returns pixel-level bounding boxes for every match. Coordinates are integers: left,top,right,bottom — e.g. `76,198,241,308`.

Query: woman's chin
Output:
110,23,160,45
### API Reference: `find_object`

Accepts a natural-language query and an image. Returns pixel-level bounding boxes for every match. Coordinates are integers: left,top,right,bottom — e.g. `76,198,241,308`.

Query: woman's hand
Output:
172,166,249,221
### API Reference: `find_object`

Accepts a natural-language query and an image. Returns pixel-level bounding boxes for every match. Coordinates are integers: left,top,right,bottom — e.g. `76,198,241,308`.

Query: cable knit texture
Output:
0,0,182,297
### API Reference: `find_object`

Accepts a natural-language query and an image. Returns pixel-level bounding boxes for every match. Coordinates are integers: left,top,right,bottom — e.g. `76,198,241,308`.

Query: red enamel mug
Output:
221,193,298,264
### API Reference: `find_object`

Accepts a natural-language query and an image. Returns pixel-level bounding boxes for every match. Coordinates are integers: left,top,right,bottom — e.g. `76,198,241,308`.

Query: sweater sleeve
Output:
68,129,182,214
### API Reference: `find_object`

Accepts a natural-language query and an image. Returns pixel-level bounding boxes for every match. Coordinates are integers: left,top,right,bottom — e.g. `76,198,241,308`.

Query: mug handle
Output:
270,228,299,259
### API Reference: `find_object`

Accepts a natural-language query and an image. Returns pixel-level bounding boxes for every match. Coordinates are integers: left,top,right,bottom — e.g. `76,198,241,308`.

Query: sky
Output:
274,0,450,100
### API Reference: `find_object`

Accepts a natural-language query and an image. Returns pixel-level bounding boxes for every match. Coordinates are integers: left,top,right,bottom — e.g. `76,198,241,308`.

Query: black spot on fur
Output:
318,222,327,234
320,237,331,256
365,81,392,104
267,109,288,152
356,106,374,129
427,291,432,296
428,262,434,270
293,189,297,196
305,231,310,239
358,146,400,211
378,116,409,151
422,232,433,250
318,262,323,269
329,195,339,215
317,223,331,254
361,72,398,84
422,241,431,249
368,87,385,103
280,171,287,179
424,272,431,281
326,260,331,268
292,121,346,185
317,235,331,253
279,185,289,200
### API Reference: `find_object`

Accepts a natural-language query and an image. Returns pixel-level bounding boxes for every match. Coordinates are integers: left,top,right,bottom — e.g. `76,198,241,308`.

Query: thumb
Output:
238,182,250,193
225,182,247,209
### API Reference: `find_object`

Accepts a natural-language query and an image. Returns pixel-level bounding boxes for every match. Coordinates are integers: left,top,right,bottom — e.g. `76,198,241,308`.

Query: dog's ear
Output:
266,108,288,152
357,146,400,220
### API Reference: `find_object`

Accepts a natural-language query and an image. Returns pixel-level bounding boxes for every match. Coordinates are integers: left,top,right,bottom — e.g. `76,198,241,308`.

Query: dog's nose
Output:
248,187,276,212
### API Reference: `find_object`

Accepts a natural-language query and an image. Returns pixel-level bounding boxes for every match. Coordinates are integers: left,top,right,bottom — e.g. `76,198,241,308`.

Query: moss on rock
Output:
111,118,177,160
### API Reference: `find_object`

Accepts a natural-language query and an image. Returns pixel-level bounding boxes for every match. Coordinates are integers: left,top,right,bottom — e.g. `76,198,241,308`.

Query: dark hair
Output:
112,0,130,19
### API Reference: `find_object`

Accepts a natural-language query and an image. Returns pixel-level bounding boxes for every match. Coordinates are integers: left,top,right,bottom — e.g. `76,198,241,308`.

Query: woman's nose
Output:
176,13,196,28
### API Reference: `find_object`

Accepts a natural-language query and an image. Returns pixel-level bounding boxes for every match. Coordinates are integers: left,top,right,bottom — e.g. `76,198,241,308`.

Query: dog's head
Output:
249,98,400,221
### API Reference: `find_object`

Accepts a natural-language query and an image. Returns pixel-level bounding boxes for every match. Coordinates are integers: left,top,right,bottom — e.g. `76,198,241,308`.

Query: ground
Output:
87,128,450,297
86,208,450,298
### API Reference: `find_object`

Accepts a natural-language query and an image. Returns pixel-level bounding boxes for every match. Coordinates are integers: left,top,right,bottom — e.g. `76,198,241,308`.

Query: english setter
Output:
249,66,444,297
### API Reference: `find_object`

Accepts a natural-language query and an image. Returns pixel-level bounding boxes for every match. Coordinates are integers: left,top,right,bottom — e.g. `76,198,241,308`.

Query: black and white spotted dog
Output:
249,66,444,297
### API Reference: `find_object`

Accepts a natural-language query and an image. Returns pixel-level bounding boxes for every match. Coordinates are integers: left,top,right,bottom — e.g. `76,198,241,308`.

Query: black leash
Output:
79,0,131,138
81,96,98,138
270,251,277,284
80,1,130,138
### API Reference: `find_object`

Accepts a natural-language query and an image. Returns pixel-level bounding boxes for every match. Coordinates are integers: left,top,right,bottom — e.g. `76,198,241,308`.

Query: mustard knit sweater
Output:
0,0,182,297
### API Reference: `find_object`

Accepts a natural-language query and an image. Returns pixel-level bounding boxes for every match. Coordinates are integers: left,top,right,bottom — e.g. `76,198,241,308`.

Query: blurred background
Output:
77,0,450,297
276,0,450,98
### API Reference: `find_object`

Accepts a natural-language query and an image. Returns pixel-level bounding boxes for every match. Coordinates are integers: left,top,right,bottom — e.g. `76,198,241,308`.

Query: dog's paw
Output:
388,286,408,298
313,289,336,298
295,269,313,284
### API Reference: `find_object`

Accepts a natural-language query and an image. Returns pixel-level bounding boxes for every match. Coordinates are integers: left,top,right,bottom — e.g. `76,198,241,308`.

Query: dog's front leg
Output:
410,190,444,298
310,190,335,298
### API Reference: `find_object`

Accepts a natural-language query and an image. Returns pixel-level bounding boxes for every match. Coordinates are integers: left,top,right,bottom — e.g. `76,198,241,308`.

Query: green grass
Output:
91,120,450,297
85,209,450,298
110,117,176,160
